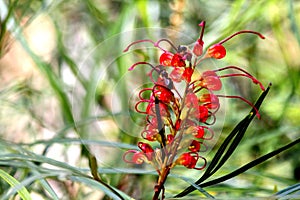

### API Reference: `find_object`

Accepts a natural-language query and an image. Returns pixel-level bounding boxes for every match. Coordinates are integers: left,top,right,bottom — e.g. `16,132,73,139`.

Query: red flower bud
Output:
194,126,205,139
185,92,198,108
201,71,222,91
175,119,182,131
160,52,174,66
155,86,174,103
123,150,147,164
176,152,206,170
170,67,184,82
193,42,203,56
142,129,158,141
200,93,220,110
208,44,226,59
176,152,198,168
192,126,214,140
182,67,194,83
189,140,201,152
171,53,186,67
167,134,175,144
146,101,169,117
138,142,154,161
197,105,209,123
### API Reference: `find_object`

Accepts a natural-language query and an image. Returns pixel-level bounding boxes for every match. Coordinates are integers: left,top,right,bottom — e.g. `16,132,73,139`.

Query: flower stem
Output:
152,82,191,199
152,167,170,200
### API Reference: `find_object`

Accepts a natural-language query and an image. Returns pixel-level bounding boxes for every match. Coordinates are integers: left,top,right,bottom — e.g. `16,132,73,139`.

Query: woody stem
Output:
152,167,170,200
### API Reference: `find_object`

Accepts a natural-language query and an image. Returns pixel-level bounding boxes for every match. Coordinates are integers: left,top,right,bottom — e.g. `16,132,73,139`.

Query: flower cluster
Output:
123,21,265,177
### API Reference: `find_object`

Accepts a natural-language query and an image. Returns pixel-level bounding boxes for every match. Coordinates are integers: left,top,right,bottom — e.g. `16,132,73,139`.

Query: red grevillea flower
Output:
175,152,207,170
208,44,226,59
197,71,222,91
171,53,186,67
138,142,154,161
160,52,174,66
182,67,194,83
188,140,202,152
123,150,147,164
199,93,220,110
122,21,266,198
193,21,205,56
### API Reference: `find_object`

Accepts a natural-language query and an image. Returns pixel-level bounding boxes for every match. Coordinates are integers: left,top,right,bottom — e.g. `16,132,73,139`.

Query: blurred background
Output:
0,0,299,199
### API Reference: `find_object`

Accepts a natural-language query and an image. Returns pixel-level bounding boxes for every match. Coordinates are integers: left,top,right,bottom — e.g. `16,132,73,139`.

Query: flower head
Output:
123,21,265,187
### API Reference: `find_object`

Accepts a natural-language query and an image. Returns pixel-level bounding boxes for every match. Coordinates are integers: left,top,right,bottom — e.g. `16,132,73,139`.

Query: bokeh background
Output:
0,0,299,199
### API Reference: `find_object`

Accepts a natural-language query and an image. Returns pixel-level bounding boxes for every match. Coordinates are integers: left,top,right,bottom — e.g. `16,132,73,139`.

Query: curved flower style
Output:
123,21,265,199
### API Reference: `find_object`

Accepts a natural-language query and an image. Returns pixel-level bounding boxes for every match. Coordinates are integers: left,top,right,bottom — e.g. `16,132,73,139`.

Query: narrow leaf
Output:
70,176,131,200
275,183,300,198
199,137,300,188
0,169,32,200
175,84,271,197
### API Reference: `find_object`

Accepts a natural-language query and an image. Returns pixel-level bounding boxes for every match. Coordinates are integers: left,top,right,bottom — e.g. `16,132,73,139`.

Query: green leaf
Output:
0,153,87,177
170,174,215,199
198,137,300,188
2,172,59,200
275,183,300,198
69,176,133,200
25,138,138,150
0,169,32,200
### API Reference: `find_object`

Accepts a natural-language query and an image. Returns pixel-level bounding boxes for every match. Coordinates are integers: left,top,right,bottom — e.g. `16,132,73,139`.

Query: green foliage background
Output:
0,0,299,199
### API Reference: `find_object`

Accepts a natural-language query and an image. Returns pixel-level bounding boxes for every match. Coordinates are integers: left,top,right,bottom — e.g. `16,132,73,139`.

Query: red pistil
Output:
198,21,206,45
123,39,166,52
135,100,150,114
138,88,152,100
219,30,265,45
154,38,178,52
207,30,265,60
128,61,159,72
217,94,261,119
214,66,265,91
